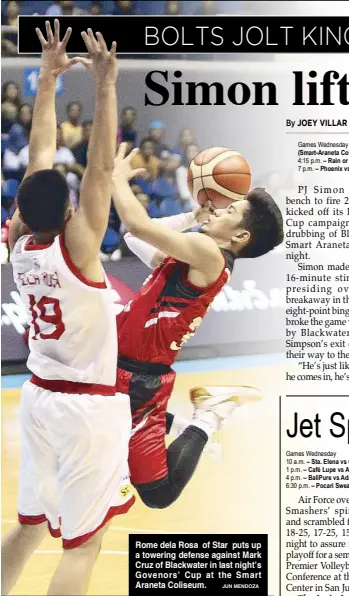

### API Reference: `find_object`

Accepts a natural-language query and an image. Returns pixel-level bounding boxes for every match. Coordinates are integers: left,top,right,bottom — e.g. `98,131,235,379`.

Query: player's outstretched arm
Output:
123,233,165,269
9,20,77,251
64,30,118,273
123,203,212,269
112,145,224,282
24,21,78,178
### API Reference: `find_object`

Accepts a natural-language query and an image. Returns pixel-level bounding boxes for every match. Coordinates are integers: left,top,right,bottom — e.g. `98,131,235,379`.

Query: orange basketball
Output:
187,147,251,208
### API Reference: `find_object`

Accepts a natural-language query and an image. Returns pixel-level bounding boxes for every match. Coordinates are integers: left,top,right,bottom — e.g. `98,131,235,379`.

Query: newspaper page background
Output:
2,2,349,596
282,2,349,596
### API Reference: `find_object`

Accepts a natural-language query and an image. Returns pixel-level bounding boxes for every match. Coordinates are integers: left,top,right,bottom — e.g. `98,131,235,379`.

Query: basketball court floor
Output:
2,353,283,595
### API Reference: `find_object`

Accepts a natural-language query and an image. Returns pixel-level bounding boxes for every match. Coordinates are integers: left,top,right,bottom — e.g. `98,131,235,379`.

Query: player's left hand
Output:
112,143,147,183
36,19,79,77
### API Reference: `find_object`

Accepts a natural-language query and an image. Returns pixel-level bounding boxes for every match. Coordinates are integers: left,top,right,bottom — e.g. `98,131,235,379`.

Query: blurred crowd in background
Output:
1,0,246,264
1,0,289,264
1,78,202,262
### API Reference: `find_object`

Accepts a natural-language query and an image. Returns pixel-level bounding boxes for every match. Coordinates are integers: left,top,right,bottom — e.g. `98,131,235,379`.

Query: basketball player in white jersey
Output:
1,22,137,596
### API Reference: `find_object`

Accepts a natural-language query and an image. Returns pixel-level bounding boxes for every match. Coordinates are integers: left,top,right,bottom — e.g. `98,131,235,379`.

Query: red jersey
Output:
117,250,235,366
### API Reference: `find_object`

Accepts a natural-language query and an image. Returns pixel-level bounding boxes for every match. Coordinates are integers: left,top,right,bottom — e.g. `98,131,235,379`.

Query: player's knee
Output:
83,533,102,555
140,493,172,509
17,521,47,540
67,523,109,557
136,482,177,509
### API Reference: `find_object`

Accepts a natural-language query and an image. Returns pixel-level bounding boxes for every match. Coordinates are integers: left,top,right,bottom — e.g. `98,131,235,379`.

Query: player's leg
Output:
165,411,189,438
128,370,203,508
165,385,263,495
47,524,109,596
165,409,223,461
45,390,134,596
1,382,54,594
134,420,208,509
1,522,47,595
134,385,262,509
166,385,262,437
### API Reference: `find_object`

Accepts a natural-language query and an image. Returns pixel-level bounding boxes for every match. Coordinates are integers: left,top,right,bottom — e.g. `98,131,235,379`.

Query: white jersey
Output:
12,234,118,388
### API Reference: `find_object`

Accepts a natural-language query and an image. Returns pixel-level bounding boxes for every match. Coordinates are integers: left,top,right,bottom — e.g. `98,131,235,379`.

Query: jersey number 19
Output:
28,295,65,341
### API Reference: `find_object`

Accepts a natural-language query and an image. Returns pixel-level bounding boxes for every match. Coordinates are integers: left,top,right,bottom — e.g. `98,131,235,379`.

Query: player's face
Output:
201,200,251,246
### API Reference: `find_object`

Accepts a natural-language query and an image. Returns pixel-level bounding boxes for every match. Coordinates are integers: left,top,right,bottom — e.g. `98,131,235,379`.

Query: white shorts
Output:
18,381,134,549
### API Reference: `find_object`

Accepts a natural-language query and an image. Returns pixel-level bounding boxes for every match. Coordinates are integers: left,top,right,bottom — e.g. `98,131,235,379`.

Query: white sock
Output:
191,410,220,437
168,414,190,438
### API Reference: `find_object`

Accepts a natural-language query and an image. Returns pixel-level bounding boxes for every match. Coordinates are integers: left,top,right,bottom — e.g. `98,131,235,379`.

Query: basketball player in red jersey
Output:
111,144,284,510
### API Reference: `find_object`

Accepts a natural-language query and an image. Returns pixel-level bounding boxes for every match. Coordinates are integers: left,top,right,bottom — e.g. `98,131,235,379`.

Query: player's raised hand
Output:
112,144,146,182
78,30,118,86
36,19,78,76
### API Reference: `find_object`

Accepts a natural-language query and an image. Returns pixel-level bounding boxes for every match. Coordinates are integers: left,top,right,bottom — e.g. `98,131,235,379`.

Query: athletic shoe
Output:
190,385,262,427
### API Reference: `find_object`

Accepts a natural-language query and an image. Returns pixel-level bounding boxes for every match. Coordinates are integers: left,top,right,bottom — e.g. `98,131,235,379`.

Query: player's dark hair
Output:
239,187,284,258
17,169,70,234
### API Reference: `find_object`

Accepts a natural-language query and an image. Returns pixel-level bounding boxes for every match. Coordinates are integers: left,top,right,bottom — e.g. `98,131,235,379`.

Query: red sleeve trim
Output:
59,234,107,289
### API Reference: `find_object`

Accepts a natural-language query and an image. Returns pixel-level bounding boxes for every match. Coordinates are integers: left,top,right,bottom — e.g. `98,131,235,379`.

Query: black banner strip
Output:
18,16,349,54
